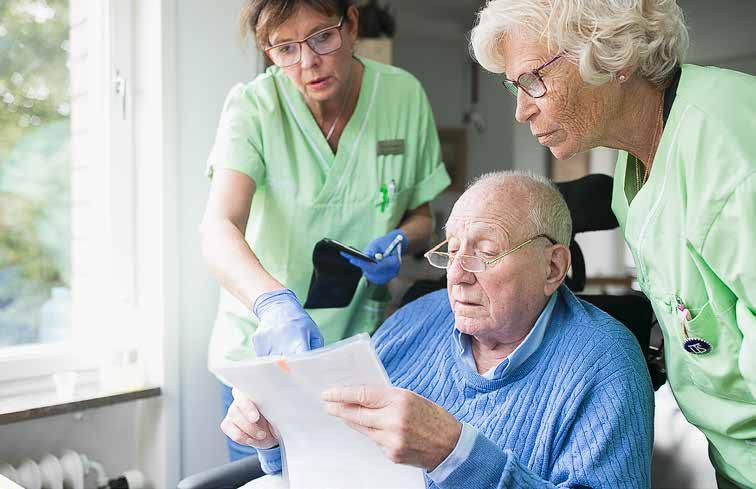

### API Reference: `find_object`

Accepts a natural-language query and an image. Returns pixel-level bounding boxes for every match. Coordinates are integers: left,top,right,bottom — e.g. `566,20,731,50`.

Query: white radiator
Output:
0,451,143,489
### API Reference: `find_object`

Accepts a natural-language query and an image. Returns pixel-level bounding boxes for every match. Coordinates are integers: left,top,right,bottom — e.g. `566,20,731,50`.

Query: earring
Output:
618,74,627,82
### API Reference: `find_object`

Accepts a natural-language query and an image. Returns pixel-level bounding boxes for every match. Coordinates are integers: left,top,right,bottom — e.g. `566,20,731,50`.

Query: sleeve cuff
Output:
427,422,477,485
433,426,510,489
408,161,451,210
256,446,283,474
206,155,265,186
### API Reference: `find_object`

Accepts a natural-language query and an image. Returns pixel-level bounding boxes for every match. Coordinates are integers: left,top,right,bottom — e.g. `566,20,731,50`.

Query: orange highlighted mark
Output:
276,359,290,374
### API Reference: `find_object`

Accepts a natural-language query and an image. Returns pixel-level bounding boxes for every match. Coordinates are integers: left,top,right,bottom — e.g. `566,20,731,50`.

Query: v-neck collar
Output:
275,56,375,174
620,65,683,209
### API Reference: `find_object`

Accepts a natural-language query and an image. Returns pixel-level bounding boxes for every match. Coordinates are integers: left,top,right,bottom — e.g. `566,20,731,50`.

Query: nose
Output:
299,42,321,70
514,90,538,124
446,250,476,286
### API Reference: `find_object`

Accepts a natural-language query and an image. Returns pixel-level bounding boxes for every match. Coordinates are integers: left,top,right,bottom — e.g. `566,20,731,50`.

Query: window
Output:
0,0,139,388
1,0,73,348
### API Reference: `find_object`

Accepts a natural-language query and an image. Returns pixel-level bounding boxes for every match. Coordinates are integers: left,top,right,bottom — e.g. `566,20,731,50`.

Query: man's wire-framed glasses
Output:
424,234,558,273
265,17,345,67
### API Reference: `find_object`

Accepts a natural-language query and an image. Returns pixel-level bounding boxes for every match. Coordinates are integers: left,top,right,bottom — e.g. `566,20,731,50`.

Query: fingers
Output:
229,403,265,437
232,388,261,422
221,415,252,445
340,252,374,272
322,384,389,407
309,334,325,350
323,399,385,430
221,401,277,448
225,388,275,446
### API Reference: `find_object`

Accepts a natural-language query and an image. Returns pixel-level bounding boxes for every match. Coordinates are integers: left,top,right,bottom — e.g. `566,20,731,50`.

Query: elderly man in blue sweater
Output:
223,170,654,488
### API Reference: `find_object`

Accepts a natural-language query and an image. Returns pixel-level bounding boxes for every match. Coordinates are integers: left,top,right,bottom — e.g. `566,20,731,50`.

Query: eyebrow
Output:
505,56,547,80
270,20,336,45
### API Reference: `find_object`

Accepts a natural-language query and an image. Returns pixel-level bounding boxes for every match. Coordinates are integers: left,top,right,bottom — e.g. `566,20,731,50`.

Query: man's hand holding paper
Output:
322,385,463,471
212,335,426,489
221,387,278,450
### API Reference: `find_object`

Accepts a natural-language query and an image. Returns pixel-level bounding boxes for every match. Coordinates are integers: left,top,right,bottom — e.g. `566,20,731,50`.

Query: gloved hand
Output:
251,289,324,357
341,229,408,285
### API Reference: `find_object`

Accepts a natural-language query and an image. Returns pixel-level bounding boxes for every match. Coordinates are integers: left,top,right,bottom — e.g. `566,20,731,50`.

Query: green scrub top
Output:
612,64,756,486
206,57,450,365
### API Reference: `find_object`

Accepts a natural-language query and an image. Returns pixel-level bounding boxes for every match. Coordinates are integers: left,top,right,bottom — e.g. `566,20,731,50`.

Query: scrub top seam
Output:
277,76,331,174
333,72,382,197
636,104,693,282
699,171,756,255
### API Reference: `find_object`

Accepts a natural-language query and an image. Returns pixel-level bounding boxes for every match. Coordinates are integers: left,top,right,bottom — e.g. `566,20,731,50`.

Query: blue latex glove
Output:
251,289,324,357
341,229,408,285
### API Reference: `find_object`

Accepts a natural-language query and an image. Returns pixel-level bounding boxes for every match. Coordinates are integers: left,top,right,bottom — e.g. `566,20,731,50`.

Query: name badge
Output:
377,139,405,156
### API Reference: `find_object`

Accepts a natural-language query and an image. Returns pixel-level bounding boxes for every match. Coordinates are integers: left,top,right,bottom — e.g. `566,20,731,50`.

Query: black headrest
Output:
555,174,619,234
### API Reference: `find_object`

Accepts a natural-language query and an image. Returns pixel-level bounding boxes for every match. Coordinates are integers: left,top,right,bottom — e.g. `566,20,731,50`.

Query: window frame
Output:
0,0,137,391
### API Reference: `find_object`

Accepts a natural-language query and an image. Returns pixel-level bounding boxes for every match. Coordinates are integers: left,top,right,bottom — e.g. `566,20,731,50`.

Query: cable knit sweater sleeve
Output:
434,365,653,489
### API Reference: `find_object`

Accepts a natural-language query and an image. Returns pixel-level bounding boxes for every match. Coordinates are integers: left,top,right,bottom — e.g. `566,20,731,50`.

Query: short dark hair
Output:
240,0,353,48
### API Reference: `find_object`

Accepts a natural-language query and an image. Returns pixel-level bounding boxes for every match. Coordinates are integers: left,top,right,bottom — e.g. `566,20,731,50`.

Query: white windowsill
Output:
0,342,100,385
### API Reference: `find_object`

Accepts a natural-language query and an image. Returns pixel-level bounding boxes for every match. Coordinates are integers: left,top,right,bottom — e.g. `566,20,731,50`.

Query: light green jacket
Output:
612,64,756,486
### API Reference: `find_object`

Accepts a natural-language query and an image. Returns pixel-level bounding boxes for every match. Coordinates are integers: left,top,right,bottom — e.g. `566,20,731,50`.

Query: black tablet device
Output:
303,238,374,309
322,238,377,264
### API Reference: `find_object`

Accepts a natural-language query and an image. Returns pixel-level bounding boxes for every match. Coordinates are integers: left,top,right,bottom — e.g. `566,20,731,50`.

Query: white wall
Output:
393,17,517,222
173,0,257,477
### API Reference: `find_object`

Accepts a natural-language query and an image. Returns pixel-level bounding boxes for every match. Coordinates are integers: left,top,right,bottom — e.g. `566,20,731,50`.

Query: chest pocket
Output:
378,186,412,230
680,300,753,403
677,243,752,403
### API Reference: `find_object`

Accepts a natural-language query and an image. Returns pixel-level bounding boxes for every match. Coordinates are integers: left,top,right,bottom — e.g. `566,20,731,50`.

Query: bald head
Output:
451,171,572,246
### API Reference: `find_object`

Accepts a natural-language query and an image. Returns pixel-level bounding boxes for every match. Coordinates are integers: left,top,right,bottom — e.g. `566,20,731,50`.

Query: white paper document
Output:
212,334,426,489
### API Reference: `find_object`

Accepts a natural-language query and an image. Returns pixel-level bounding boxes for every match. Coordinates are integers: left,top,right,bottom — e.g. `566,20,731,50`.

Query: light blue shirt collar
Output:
453,293,558,379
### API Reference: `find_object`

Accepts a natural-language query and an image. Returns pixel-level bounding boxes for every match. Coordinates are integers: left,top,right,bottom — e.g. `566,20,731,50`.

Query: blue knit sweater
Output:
374,286,654,488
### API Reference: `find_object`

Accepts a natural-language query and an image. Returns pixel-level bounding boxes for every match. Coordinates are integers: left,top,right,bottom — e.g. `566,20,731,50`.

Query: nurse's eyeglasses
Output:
502,53,563,98
265,17,345,68
424,234,558,273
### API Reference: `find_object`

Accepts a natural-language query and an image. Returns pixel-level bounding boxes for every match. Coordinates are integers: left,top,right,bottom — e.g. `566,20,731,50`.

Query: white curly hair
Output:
469,0,689,87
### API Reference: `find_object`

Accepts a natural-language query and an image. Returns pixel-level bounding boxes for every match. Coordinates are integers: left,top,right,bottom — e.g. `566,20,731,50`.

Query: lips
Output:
307,76,330,88
534,129,557,139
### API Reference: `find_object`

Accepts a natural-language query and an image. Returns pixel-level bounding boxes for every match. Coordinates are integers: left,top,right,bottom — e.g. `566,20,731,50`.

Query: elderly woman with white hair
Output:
471,1,756,488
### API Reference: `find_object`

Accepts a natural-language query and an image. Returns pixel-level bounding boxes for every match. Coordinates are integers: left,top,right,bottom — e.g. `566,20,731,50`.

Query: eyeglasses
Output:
502,54,563,98
424,234,558,273
265,17,345,68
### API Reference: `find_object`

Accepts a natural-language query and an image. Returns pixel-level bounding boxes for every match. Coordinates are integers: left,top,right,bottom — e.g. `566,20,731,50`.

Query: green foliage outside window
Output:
0,0,71,345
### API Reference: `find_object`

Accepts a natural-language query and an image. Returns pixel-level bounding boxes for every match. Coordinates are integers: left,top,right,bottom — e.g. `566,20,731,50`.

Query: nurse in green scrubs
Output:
471,0,755,487
200,0,450,461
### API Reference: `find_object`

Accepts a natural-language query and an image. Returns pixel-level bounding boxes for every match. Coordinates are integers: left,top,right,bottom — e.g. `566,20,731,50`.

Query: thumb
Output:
340,252,370,271
310,332,324,350
321,385,390,408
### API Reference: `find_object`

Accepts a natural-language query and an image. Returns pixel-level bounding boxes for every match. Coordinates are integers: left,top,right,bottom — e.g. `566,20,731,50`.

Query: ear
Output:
543,244,570,296
617,67,636,83
345,5,360,44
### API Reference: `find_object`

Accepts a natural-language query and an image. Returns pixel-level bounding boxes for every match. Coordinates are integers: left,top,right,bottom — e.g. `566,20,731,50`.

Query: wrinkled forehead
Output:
444,216,511,247
445,187,529,247
498,33,554,79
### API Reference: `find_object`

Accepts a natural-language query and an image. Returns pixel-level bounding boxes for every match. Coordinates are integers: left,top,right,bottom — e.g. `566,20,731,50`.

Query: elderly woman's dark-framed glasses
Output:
424,234,558,273
502,54,562,98
265,17,345,68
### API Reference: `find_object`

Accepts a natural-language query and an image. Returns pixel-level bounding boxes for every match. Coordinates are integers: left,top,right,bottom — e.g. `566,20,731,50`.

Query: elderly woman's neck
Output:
603,78,665,167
